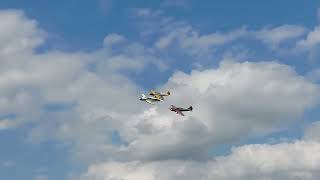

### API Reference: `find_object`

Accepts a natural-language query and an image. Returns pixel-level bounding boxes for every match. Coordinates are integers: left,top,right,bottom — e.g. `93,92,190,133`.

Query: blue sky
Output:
0,0,318,50
1,1,320,180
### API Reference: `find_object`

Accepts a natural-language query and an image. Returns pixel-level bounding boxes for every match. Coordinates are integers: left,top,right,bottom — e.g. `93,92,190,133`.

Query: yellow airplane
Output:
149,90,170,101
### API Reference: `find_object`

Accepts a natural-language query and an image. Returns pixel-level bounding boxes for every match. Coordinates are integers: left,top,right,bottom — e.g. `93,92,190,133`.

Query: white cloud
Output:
255,25,306,49
103,33,126,47
134,8,319,59
0,9,166,135
80,139,320,180
135,8,153,17
14,56,315,163
80,121,320,180
1,8,320,180
153,19,309,58
0,10,165,167
155,25,248,57
0,10,45,56
207,140,320,180
294,26,320,59
306,68,320,82
15,55,315,164
116,61,319,161
96,43,168,73
304,121,320,142
133,9,251,58
80,160,205,180
0,10,170,166
296,26,320,50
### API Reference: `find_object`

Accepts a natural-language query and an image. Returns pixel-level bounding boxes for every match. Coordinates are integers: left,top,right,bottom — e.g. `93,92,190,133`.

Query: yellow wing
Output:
149,90,159,96
153,94,163,100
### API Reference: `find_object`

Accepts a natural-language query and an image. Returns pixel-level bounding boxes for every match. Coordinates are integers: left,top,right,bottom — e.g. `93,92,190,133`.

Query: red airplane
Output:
169,105,193,116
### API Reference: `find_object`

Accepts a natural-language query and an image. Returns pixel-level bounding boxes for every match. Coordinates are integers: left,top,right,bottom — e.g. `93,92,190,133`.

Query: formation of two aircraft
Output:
139,90,193,116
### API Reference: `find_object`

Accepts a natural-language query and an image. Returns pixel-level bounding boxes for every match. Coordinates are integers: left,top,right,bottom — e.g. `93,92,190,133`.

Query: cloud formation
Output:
297,26,320,50
81,121,320,180
119,61,319,161
81,141,320,180
1,8,320,180
255,25,306,49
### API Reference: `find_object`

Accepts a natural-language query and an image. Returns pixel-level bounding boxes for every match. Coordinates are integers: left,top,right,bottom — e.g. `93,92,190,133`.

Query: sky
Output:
0,0,320,180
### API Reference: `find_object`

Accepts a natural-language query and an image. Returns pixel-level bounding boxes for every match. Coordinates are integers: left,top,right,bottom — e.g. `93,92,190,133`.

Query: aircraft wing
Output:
149,96,163,101
176,110,185,116
145,100,155,105
154,94,164,100
149,90,158,95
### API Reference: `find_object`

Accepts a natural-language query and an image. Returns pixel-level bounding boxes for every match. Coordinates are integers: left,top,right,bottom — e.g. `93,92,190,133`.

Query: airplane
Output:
169,105,193,116
149,90,170,101
139,93,163,105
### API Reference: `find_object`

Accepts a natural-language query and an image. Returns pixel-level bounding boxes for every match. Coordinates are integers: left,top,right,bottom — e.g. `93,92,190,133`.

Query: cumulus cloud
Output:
0,10,173,169
51,58,316,163
80,121,320,180
0,10,45,55
80,141,320,180
10,39,316,164
80,160,206,180
207,140,320,180
2,8,320,180
0,9,163,148
294,26,320,60
117,61,319,161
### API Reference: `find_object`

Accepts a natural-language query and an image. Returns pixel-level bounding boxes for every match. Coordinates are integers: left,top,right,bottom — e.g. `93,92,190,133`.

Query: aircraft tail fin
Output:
141,94,146,99
188,106,193,111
